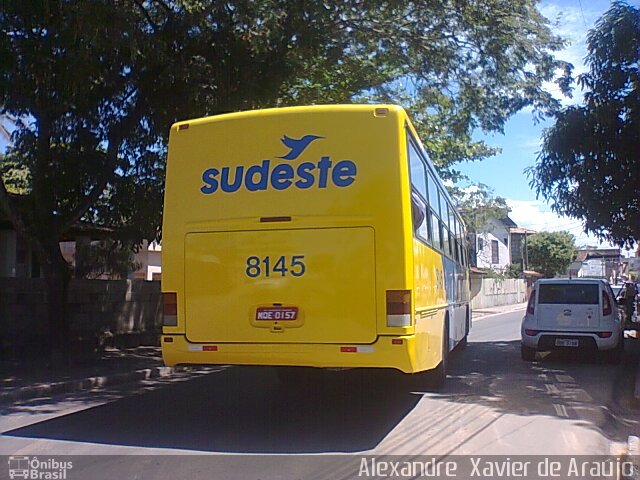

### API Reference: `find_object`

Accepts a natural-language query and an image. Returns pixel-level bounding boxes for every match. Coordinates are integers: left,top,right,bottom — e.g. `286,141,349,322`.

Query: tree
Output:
0,0,567,363
527,231,577,278
528,1,640,248
449,183,510,233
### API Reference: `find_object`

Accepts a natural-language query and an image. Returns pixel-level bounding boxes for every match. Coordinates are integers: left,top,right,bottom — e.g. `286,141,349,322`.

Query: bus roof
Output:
172,104,407,130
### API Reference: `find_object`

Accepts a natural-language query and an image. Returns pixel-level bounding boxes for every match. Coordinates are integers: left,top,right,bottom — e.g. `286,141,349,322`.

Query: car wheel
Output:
521,344,536,362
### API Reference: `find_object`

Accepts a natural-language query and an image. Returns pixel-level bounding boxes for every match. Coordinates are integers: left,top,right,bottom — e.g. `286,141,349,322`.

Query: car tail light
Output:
526,290,536,315
603,291,612,316
597,331,613,338
524,329,539,336
386,290,411,327
163,292,178,326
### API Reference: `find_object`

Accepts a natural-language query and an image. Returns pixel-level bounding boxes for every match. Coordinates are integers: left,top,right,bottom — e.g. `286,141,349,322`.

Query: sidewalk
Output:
0,346,194,406
472,301,527,320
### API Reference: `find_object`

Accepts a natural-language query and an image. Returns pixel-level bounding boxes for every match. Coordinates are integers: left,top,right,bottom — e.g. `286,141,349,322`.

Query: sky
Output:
458,0,638,254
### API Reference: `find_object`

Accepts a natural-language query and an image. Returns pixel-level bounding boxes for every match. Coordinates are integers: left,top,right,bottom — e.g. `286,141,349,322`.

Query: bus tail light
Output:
163,292,178,326
386,290,411,327
597,331,612,338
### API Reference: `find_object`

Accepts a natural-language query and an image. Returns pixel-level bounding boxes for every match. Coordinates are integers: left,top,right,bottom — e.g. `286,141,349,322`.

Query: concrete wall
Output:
470,277,527,310
0,278,161,356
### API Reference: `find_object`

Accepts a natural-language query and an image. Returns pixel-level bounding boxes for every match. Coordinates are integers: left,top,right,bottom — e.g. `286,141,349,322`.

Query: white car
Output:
521,278,623,363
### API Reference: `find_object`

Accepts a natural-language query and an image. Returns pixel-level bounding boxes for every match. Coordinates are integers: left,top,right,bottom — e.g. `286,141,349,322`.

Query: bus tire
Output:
458,308,470,350
521,344,536,362
429,320,449,390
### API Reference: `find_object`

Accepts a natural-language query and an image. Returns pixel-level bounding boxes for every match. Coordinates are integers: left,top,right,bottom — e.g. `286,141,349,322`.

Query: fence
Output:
0,278,161,359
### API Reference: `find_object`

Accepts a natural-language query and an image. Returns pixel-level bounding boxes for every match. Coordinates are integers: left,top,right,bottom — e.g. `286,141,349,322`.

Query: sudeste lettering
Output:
200,156,357,194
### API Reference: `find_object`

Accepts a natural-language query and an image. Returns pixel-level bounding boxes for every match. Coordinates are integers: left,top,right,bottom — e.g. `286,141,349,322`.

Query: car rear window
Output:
538,284,600,305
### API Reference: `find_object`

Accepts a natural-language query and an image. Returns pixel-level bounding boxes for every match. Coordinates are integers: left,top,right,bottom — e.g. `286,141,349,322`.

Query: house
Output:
132,240,162,281
1,211,160,280
468,216,537,271
470,217,514,270
567,247,622,282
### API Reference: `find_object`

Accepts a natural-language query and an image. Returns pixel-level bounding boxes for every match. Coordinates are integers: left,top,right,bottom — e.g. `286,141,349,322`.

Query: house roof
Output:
523,270,544,277
0,196,116,240
510,227,537,235
575,248,622,262
498,215,518,228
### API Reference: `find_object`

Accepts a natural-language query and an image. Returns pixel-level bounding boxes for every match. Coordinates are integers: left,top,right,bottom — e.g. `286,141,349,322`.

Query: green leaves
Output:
527,231,577,278
449,183,510,232
0,0,570,266
529,2,639,248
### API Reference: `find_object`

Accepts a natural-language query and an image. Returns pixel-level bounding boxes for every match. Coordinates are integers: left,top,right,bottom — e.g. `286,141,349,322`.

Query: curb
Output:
0,365,193,406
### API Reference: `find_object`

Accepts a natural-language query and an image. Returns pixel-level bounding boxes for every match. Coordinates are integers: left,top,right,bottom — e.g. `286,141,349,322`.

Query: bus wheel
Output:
429,321,449,390
458,309,470,350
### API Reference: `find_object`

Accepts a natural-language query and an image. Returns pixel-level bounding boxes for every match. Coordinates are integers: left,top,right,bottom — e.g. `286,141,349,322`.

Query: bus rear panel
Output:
161,105,458,374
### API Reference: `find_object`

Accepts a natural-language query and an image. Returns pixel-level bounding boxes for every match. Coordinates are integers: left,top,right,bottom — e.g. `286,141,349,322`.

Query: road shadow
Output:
434,337,640,446
3,366,422,453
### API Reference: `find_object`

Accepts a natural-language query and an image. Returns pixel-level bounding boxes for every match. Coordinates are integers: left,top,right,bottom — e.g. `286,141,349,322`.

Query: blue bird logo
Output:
278,135,323,160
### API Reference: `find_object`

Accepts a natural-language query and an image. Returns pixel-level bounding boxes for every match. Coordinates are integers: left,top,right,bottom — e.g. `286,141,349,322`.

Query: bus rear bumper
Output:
161,334,439,374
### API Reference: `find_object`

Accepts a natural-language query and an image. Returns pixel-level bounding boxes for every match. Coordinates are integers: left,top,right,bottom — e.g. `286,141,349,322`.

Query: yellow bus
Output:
161,104,470,387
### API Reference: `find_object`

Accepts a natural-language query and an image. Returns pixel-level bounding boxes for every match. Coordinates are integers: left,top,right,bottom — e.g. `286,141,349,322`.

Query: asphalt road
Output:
1,307,639,478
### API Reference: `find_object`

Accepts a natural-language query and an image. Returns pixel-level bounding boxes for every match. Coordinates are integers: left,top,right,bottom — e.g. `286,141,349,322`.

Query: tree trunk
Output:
38,240,72,367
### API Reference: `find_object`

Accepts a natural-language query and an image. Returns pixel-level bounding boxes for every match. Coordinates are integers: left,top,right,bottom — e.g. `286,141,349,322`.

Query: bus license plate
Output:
555,338,579,347
256,307,298,321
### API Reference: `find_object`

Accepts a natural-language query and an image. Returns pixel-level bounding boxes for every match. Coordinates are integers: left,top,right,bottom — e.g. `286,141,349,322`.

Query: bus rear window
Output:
538,284,599,305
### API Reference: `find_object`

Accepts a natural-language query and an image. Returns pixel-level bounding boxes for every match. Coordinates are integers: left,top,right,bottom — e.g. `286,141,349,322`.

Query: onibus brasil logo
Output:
200,135,357,194
8,456,73,479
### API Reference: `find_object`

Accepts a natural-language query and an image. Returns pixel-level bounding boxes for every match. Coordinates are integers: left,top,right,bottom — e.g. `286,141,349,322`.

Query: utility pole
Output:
524,232,529,271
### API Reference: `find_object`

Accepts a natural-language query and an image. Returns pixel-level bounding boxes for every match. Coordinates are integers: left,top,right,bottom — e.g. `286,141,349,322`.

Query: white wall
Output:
471,277,527,310
133,240,162,280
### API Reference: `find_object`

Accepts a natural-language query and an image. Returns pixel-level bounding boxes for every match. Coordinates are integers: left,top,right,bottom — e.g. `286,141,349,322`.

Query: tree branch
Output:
59,140,120,234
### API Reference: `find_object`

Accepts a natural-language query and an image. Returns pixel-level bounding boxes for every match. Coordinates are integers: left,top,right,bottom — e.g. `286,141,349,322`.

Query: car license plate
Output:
555,338,579,347
256,307,298,321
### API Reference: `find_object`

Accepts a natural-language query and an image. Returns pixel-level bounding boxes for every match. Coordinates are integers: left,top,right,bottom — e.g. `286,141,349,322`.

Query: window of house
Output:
491,240,499,264
478,237,484,251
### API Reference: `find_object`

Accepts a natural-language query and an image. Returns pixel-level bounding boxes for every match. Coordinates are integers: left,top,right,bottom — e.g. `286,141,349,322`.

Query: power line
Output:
577,0,589,29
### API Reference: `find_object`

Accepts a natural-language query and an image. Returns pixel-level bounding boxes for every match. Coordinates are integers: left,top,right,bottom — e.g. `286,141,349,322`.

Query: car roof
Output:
535,278,607,285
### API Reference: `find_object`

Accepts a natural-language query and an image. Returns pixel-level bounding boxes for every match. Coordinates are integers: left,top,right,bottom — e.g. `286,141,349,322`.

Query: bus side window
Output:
411,190,429,241
430,210,441,250
427,172,439,212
